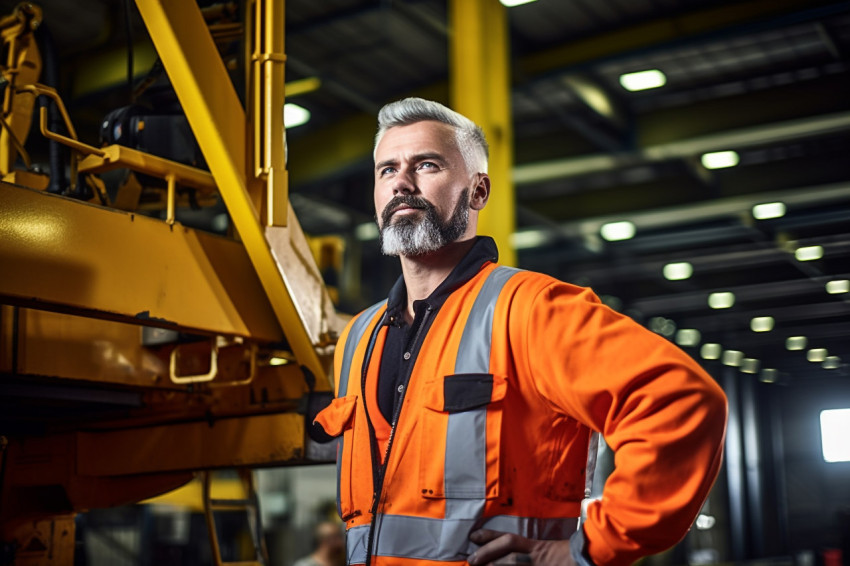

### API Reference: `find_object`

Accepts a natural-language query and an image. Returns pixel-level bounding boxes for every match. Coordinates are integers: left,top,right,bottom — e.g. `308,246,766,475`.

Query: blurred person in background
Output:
292,521,345,566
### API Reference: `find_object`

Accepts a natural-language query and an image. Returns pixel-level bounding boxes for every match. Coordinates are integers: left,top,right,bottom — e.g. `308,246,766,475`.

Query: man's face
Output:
373,120,479,256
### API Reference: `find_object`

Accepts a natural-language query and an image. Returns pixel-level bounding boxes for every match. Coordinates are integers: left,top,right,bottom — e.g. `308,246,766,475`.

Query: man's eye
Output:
380,167,396,176
418,162,437,170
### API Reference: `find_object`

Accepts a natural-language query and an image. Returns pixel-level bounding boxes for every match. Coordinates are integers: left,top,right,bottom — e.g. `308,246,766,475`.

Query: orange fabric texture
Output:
317,262,728,566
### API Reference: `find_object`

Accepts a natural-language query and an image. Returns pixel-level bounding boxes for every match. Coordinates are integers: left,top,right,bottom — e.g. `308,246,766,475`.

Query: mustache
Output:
380,195,434,226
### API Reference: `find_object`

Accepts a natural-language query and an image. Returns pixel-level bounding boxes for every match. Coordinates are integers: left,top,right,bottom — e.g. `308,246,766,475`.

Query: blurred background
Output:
1,0,849,564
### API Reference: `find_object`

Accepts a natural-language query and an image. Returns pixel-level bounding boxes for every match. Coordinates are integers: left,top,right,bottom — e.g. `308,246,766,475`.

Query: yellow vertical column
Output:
449,0,516,267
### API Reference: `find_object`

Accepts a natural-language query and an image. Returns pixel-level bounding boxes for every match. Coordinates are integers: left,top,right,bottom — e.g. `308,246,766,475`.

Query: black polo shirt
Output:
377,236,499,422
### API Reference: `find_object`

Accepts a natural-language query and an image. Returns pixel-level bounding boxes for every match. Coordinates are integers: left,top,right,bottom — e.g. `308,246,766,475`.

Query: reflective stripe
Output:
346,524,370,565
336,301,385,519
338,301,386,397
445,267,520,517
355,514,578,562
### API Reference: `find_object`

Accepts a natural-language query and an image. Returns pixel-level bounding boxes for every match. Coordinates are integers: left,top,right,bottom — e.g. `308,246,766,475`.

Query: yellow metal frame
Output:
0,183,283,343
135,0,330,389
449,0,516,267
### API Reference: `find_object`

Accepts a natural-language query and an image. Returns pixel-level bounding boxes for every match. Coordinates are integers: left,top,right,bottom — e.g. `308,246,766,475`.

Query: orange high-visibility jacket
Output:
316,262,728,566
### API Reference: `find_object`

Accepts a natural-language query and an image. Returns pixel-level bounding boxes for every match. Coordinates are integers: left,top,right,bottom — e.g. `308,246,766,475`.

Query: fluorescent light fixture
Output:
826,279,850,294
695,514,716,530
708,292,735,309
511,229,550,249
355,222,379,241
648,316,675,337
700,343,722,360
600,221,635,242
786,336,807,351
701,150,740,170
500,0,537,5
795,245,823,262
750,316,775,333
807,348,828,363
823,356,841,370
675,329,701,347
284,103,311,128
722,350,744,367
752,202,786,220
269,357,289,366
760,368,778,383
663,262,693,281
741,358,760,374
820,408,850,462
619,69,666,92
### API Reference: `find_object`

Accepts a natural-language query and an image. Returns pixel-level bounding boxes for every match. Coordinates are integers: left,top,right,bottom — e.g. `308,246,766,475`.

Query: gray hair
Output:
374,98,489,174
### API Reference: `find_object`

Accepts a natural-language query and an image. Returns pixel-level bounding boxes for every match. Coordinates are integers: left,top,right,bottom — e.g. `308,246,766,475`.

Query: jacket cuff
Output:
569,525,596,566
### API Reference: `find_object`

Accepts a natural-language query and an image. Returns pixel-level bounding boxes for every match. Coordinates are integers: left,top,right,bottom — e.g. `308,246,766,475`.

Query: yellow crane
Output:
0,2,344,564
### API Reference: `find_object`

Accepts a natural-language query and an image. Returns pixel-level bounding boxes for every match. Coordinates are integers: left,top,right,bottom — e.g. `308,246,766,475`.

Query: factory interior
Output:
0,0,849,564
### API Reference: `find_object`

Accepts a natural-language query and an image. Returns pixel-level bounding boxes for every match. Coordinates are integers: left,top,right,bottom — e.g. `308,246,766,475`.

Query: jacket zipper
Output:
362,305,433,564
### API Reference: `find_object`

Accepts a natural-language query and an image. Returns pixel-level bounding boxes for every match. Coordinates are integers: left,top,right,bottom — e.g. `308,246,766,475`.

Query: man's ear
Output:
470,173,490,211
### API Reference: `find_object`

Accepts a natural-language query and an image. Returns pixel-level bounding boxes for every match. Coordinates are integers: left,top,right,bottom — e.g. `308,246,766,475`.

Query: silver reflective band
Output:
338,300,386,397
348,514,579,563
445,267,520,519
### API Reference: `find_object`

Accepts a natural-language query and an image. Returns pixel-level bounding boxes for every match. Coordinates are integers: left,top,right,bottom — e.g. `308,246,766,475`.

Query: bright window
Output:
820,409,850,462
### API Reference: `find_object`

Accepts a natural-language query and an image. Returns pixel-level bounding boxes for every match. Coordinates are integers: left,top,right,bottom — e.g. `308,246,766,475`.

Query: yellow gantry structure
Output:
135,0,338,390
445,0,517,266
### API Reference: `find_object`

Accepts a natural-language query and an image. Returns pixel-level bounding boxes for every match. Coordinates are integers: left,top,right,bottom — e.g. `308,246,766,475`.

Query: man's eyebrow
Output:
375,158,398,171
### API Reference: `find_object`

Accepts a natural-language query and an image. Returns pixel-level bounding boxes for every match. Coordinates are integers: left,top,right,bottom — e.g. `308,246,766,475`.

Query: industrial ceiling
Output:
17,0,850,384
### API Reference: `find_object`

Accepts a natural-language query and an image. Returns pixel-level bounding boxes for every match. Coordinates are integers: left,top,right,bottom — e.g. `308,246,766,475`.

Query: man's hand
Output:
467,529,577,566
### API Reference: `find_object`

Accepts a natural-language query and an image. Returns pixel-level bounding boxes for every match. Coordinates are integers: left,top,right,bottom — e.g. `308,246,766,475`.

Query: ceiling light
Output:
355,222,379,241
499,0,537,6
701,343,721,360
269,357,289,366
701,150,739,170
722,350,744,367
822,356,841,370
786,336,807,350
284,103,311,128
708,292,735,309
675,329,701,347
619,69,666,92
826,279,850,294
752,202,786,220
600,221,635,242
807,348,828,363
511,229,550,249
760,368,778,383
741,358,760,374
750,316,775,333
663,262,693,281
795,245,823,262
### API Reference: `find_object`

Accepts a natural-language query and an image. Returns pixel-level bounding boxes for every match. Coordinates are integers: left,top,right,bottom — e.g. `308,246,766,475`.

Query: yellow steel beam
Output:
135,0,329,387
0,182,282,342
449,0,516,266
77,412,305,476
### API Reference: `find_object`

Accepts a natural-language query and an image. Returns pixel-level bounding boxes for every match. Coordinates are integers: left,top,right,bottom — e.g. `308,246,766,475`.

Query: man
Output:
293,521,346,566
315,98,727,566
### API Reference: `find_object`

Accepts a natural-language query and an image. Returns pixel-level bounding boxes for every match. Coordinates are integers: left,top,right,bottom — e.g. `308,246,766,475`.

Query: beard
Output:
378,189,470,257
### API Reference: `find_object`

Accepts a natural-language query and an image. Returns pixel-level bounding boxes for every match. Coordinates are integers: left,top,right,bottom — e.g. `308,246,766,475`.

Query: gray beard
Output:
379,189,470,257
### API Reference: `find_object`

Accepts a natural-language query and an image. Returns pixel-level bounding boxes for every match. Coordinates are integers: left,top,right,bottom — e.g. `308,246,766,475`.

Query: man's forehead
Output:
375,120,458,157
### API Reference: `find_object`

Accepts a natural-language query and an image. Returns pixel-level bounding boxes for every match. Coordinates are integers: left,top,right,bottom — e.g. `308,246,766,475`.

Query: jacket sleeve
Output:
516,281,727,566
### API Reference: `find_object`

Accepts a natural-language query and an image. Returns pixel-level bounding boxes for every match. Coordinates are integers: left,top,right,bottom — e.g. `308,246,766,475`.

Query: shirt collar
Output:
385,236,499,325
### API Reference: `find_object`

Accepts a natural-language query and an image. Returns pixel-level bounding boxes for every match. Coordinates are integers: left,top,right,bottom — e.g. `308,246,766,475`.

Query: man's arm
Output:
475,281,727,566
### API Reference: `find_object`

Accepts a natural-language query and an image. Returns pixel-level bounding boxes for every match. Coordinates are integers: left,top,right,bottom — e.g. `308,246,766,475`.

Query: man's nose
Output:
392,169,415,195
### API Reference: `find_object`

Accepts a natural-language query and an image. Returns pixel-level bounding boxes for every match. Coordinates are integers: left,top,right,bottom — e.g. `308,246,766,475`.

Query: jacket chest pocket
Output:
418,373,507,502
314,395,360,521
